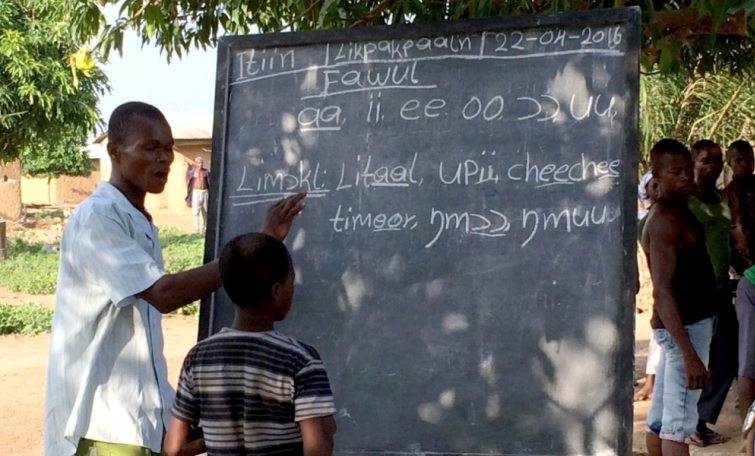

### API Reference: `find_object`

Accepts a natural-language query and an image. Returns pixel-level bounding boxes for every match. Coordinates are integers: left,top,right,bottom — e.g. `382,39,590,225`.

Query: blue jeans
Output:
645,317,714,443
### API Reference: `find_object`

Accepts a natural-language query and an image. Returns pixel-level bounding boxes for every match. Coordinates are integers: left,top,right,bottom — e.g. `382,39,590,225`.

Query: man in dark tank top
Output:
641,139,717,456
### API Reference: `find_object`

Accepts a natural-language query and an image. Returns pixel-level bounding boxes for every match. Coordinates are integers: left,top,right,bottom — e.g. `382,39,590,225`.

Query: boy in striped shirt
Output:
164,233,337,456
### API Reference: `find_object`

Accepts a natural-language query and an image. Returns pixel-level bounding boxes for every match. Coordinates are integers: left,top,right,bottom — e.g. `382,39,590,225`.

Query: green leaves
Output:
20,135,94,179
0,238,60,295
639,72,755,170
62,0,755,77
0,303,54,335
0,0,109,169
159,227,205,274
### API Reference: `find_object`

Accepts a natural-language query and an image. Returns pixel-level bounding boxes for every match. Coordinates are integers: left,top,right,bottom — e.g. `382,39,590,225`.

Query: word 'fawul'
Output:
308,62,422,99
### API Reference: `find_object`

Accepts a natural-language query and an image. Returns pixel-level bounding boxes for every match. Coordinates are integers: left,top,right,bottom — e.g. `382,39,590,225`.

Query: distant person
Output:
642,139,717,456
164,233,336,456
687,140,736,446
636,169,661,402
726,140,755,427
726,140,755,276
638,169,657,221
186,156,210,234
44,101,307,456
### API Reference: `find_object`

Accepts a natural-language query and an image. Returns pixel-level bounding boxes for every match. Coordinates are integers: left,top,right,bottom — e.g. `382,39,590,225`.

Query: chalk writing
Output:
229,26,627,86
329,205,419,232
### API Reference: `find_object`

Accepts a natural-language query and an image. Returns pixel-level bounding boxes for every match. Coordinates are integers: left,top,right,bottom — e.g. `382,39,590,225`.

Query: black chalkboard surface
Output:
201,8,639,456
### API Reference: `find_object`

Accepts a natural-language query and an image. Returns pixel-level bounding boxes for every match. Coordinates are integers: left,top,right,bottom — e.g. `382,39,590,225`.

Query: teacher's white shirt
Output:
44,182,174,455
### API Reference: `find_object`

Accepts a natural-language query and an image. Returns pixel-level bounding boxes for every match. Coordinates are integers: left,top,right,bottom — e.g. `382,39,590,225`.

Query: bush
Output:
29,209,65,219
160,227,204,316
0,302,54,335
0,228,205,317
0,237,59,294
160,227,205,274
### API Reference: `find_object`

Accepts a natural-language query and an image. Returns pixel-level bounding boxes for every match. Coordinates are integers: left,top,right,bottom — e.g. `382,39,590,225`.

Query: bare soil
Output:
0,315,199,456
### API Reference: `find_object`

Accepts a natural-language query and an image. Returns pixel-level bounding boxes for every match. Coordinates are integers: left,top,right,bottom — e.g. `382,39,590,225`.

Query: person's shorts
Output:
75,438,165,456
646,330,661,376
645,317,714,443
737,278,755,379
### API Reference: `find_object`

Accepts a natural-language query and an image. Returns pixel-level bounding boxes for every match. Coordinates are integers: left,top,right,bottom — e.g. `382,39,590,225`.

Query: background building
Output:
0,161,22,220
23,113,213,212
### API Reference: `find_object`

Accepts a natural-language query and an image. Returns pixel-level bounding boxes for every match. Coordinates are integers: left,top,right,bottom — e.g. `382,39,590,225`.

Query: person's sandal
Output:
690,432,707,447
691,429,726,446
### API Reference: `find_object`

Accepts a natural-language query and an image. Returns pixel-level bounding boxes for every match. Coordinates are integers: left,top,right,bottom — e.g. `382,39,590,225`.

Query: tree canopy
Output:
68,0,755,75
0,0,109,175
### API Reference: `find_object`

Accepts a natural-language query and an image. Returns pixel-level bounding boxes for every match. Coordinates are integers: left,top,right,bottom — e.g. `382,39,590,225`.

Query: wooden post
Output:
0,220,6,261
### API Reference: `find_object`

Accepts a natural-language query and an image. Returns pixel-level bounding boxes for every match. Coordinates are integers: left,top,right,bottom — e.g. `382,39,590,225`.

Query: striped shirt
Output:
44,182,172,456
172,328,336,456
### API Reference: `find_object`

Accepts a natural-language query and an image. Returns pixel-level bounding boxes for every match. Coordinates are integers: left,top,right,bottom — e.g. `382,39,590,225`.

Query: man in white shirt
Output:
44,101,306,456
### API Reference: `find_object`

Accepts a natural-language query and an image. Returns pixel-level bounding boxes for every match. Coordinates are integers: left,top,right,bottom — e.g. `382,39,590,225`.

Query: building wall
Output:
55,173,100,203
20,178,51,205
21,173,100,205
0,161,22,220
0,161,20,180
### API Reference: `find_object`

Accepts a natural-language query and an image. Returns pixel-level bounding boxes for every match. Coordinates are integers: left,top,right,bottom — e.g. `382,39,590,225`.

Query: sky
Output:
97,31,218,134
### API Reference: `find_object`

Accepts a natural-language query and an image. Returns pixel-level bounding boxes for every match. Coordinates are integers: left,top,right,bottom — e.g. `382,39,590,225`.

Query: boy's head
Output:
650,139,694,199
219,233,294,320
727,140,755,180
107,101,175,194
691,139,723,183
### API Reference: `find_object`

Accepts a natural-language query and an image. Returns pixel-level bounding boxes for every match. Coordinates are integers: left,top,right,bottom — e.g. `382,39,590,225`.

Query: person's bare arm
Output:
163,417,206,456
139,191,307,313
299,415,336,456
647,214,709,390
730,189,754,266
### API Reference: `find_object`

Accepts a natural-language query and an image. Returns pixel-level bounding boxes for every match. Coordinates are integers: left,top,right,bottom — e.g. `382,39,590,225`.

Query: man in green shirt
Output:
688,139,737,446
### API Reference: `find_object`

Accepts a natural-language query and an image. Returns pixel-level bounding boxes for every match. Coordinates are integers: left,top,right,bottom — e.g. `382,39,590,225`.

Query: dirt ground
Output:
0,210,747,455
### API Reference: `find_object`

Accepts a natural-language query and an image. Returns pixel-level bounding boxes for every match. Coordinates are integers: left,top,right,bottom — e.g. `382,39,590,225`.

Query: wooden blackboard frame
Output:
199,8,640,454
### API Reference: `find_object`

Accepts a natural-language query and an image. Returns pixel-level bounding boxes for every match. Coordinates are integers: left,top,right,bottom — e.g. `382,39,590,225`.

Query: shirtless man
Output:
186,157,210,234
726,140,755,427
642,139,718,456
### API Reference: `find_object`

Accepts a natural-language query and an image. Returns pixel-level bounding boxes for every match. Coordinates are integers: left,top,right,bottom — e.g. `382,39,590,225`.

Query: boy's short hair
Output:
650,139,689,170
219,233,291,307
728,140,754,159
108,102,168,146
691,139,720,159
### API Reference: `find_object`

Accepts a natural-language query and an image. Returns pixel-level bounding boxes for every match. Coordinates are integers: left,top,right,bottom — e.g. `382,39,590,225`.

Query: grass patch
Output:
0,227,205,316
159,227,205,274
29,209,65,219
0,238,59,294
0,302,53,335
159,227,205,316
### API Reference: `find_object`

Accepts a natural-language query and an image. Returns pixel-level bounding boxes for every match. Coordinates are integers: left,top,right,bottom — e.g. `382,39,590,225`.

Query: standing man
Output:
687,140,736,446
642,139,717,456
44,101,307,456
726,140,755,427
186,156,210,234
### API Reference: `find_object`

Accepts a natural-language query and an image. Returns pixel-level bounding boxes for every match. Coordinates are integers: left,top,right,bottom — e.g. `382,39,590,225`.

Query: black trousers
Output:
698,303,739,424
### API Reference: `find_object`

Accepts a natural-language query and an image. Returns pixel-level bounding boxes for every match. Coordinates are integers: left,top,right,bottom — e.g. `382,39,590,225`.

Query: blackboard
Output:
201,8,640,456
